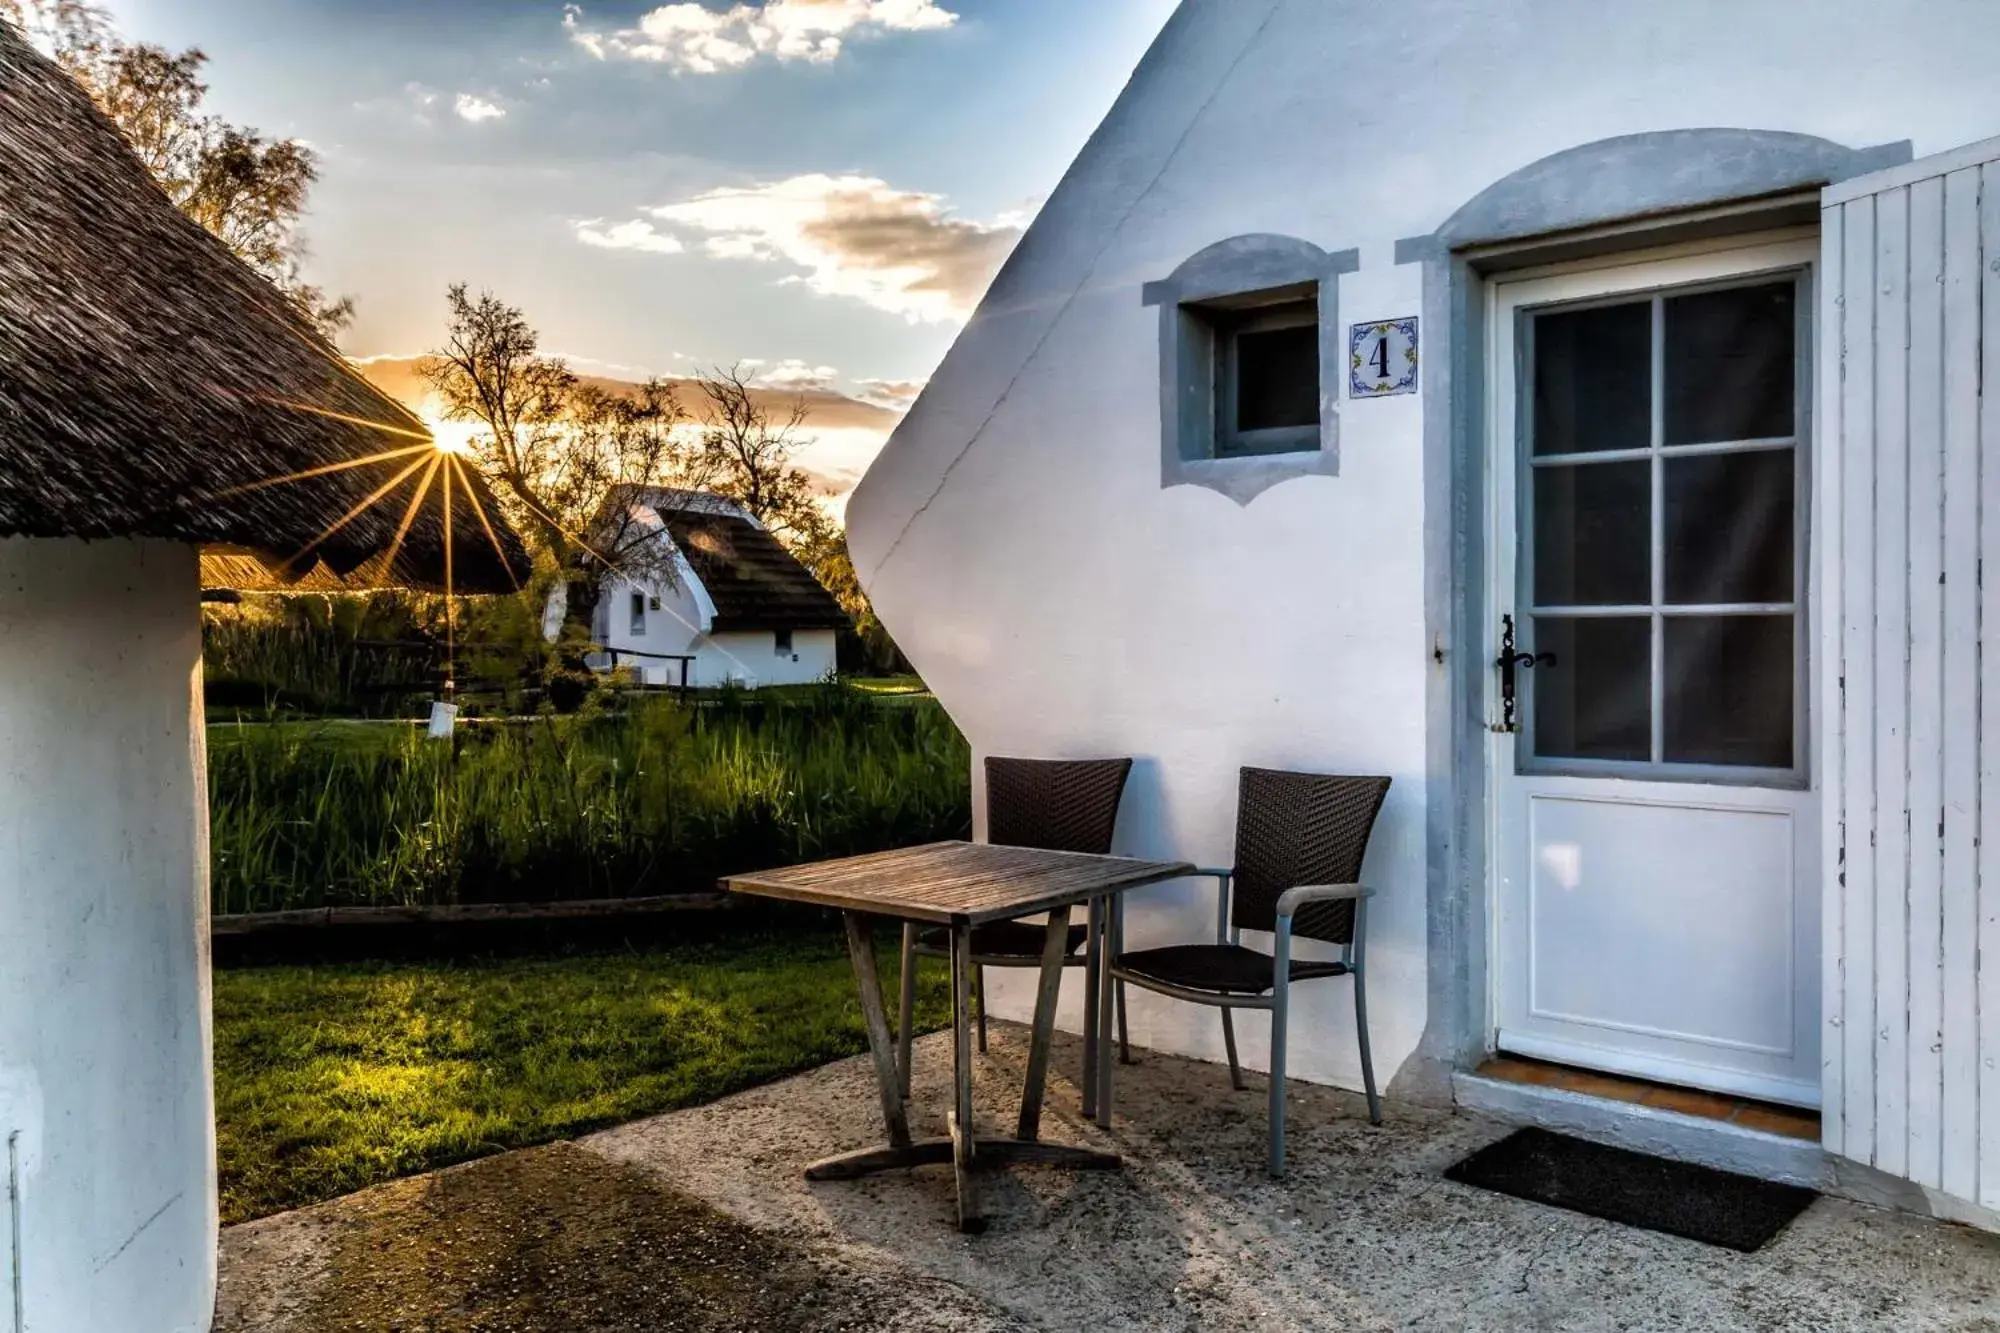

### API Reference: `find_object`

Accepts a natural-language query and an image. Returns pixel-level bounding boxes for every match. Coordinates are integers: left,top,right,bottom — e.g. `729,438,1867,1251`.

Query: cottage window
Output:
1209,293,1321,456
1144,236,1356,501
629,591,646,636
775,629,794,656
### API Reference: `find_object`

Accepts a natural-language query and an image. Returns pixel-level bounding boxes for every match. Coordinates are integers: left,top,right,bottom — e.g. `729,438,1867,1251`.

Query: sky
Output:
97,0,1180,491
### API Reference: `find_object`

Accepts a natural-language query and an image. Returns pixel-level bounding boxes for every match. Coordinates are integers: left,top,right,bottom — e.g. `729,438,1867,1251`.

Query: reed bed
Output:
208,687,971,915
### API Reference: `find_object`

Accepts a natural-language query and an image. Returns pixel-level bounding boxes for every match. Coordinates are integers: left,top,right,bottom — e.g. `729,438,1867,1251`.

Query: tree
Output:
2,0,352,335
690,364,829,543
689,367,905,672
419,285,710,648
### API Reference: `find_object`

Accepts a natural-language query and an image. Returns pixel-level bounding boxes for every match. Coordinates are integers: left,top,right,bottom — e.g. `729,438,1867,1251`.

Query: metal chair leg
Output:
1269,928,1292,1178
897,923,917,1100
1112,892,1132,1064
1354,968,1382,1126
1220,1008,1246,1091
974,962,988,1053
1353,897,1381,1126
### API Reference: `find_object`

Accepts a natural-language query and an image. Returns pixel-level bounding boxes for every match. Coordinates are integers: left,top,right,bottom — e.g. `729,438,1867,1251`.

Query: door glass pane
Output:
1663,449,1795,604
1532,301,1652,456
1663,282,1795,444
1534,461,1650,605
1235,324,1319,431
1663,615,1793,766
1531,617,1652,761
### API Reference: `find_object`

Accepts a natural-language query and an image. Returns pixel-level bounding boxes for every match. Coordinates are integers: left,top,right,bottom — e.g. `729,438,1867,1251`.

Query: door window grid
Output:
1521,272,1806,781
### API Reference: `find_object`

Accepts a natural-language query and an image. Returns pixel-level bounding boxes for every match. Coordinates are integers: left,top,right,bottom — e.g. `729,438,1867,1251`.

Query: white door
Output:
1490,234,1822,1108
1820,136,2000,1210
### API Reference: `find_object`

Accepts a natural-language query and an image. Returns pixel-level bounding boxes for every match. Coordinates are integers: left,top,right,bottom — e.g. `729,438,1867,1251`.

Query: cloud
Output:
454,93,507,123
749,359,843,391
854,377,926,410
583,174,1017,323
564,0,956,73
574,218,687,254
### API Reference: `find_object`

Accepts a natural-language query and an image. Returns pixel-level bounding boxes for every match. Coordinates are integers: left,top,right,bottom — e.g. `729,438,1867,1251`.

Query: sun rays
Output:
204,393,531,702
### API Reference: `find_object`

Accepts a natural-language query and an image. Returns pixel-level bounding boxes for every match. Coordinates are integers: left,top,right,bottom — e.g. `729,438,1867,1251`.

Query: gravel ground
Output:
221,1024,2000,1331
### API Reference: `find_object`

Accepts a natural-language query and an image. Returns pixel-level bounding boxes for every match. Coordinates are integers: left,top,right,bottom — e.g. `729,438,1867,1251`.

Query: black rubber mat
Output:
1444,1127,1817,1252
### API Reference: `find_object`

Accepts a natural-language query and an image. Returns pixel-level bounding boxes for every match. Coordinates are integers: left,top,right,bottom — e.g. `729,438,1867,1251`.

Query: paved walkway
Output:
220,1025,2000,1331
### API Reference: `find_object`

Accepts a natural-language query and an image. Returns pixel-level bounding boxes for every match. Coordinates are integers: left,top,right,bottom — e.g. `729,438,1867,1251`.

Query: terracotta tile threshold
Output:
1474,1055,1821,1143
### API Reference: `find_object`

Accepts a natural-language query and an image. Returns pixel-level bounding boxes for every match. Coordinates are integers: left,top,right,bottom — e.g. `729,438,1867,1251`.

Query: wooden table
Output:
724,840,1194,1232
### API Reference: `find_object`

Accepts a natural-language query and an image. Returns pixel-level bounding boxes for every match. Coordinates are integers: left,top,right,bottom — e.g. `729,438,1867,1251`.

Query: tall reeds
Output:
208,687,971,915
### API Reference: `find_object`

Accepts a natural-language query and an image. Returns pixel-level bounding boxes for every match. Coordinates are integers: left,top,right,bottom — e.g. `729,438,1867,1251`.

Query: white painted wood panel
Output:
1939,165,1982,1203
1817,199,1848,1159
1821,139,2000,1210
1980,160,2000,1210
1905,174,1946,1192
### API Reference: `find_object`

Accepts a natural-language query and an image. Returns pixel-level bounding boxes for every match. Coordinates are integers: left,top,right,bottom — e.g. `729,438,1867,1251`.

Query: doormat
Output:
1443,1127,1817,1252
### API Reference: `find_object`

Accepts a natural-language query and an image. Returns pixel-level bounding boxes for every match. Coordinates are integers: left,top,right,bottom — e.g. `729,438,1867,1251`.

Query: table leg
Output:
1016,903,1073,1142
1095,895,1116,1130
842,913,912,1148
950,921,983,1233
897,921,918,1100
1081,895,1102,1120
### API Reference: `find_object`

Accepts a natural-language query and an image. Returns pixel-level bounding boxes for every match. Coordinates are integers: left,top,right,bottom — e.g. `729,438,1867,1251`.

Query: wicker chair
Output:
1107,767,1391,1176
895,756,1134,1099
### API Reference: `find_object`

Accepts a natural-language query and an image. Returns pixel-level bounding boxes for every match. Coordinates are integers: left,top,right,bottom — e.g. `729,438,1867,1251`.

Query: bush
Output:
207,686,972,915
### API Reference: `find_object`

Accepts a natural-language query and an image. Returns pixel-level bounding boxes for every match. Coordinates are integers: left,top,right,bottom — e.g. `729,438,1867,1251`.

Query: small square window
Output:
774,629,794,656
1146,237,1353,497
1179,289,1322,460
629,592,646,636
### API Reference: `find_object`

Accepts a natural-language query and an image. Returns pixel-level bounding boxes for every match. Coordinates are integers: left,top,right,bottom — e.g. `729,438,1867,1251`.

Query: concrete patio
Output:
219,1024,2000,1331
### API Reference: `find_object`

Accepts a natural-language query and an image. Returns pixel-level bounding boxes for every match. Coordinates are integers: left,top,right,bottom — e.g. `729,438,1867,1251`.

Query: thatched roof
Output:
0,23,527,593
199,550,400,596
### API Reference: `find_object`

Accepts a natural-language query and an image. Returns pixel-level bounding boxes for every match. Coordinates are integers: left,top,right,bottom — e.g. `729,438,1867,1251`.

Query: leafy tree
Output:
1,0,352,334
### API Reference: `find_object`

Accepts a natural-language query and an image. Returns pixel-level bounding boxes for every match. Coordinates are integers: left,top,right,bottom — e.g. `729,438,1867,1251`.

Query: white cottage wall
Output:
849,0,2000,1098
0,538,214,1333
695,630,837,689
600,569,704,684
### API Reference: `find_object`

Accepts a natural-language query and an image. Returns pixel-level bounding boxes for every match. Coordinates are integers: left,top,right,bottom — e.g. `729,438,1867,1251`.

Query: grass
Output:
208,685,971,914
213,932,950,1224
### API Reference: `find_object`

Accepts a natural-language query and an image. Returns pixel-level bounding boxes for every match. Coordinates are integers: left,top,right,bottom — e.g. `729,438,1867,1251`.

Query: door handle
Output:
1494,615,1557,733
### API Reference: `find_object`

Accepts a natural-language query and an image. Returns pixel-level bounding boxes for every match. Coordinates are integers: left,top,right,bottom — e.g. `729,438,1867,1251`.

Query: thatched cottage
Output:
851,0,2000,1227
0,24,524,1332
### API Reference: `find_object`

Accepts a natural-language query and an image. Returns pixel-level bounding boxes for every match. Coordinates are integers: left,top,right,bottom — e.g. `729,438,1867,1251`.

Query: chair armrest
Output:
1274,883,1372,919
1195,868,1234,944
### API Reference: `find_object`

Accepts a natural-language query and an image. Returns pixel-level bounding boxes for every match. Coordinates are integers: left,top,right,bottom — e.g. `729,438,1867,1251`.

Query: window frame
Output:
774,628,794,657
1143,236,1358,502
628,590,647,637
1516,264,1813,788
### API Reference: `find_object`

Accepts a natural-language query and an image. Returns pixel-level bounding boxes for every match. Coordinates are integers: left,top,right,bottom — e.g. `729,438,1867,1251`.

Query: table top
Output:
723,841,1195,926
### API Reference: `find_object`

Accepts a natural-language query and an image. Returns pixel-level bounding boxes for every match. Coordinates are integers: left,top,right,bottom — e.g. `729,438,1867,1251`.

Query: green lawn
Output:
213,933,949,1224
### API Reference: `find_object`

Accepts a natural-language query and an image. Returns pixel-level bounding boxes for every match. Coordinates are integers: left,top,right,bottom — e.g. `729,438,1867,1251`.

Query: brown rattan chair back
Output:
984,756,1133,855
1228,768,1391,946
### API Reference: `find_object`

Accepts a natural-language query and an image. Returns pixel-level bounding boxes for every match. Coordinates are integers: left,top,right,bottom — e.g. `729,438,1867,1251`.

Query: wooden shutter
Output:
1820,136,2000,1208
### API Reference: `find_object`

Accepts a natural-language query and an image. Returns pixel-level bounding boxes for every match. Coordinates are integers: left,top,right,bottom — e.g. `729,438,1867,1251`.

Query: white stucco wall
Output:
847,0,2000,1095
598,570,837,690
0,538,214,1333
694,629,838,689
